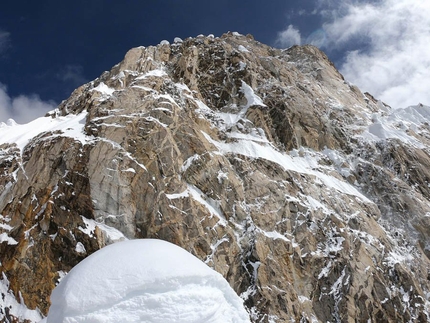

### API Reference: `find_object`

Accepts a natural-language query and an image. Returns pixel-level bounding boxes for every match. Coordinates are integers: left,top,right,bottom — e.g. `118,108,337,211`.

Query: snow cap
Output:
46,239,250,323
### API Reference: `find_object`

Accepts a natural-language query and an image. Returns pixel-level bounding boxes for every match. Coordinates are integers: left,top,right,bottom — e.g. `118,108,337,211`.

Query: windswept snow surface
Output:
45,239,250,323
0,111,90,153
362,104,430,147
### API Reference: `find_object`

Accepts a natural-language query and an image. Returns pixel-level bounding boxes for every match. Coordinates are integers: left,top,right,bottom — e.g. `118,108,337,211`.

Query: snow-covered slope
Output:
0,274,43,322
0,111,91,153
363,103,430,147
44,239,250,323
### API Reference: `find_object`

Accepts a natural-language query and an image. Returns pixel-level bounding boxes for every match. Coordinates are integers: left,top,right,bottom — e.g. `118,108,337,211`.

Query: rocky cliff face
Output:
1,32,430,322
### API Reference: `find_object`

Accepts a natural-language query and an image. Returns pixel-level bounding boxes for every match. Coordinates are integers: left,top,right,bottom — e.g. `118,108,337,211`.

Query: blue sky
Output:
1,0,429,122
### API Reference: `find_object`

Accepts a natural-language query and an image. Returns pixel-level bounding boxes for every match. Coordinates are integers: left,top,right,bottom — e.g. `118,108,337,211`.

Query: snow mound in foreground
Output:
45,239,250,323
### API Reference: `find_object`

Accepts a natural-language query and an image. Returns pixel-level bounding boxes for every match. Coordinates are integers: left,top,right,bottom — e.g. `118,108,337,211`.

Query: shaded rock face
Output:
1,32,430,322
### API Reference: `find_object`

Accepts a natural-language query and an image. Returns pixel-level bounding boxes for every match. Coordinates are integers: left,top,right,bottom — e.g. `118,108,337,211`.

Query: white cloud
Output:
328,0,430,108
0,83,56,124
276,25,301,48
279,0,430,108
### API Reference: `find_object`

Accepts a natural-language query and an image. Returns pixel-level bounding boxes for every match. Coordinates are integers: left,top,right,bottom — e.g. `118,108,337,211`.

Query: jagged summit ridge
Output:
0,32,430,322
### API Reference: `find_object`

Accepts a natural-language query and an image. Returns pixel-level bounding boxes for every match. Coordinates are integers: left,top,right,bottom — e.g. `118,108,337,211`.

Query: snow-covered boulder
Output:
45,239,250,323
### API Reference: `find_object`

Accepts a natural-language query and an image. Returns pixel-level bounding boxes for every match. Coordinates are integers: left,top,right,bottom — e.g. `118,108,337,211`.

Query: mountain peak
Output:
1,34,430,322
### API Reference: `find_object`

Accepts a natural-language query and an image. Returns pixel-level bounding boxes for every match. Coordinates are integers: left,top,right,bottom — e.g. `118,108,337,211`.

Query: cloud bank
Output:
0,83,56,124
277,0,430,108
276,25,301,48
0,29,56,123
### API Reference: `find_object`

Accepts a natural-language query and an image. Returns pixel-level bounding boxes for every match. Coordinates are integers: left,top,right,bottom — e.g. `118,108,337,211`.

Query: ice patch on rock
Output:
238,45,249,53
92,82,116,96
